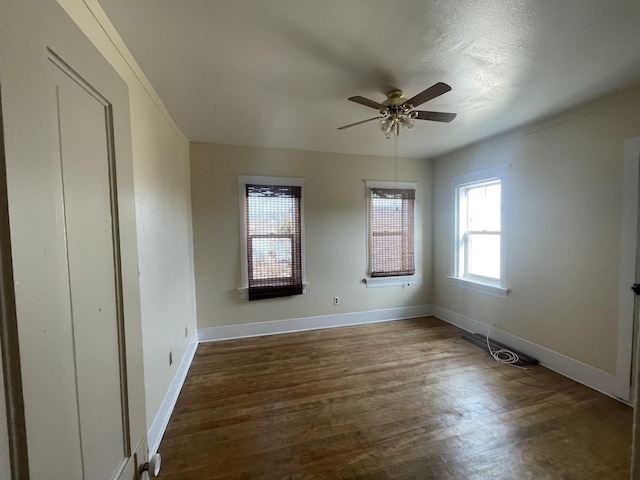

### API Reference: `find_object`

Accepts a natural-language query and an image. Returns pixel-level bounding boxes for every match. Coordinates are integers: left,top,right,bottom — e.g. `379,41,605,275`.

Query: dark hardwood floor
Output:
157,317,631,479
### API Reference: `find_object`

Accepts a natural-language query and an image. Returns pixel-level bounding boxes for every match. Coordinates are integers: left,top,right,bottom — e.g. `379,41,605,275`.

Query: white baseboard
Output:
198,304,434,342
432,306,629,403
147,335,198,460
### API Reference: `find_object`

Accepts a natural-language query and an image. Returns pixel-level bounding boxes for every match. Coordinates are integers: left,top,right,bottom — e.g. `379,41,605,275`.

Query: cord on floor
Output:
486,328,527,369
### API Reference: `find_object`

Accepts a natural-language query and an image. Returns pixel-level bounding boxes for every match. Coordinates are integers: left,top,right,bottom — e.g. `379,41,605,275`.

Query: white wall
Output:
190,143,433,329
56,0,197,432
433,85,640,375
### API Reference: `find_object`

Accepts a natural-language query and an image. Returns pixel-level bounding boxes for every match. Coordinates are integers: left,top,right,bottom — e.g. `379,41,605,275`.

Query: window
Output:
450,166,509,297
238,176,305,300
365,181,419,287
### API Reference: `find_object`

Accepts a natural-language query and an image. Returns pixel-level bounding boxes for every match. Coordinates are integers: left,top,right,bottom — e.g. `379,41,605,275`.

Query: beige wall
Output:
433,85,640,374
191,143,433,328
56,0,197,430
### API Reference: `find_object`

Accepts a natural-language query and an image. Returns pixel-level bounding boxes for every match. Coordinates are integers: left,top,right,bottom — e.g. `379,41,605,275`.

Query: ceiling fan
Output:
338,82,457,138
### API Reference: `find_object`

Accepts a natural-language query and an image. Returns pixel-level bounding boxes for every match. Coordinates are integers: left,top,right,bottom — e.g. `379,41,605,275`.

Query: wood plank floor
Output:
158,317,631,479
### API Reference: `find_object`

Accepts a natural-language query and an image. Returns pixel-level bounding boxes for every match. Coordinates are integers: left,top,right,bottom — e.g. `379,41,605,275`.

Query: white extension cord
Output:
486,328,526,369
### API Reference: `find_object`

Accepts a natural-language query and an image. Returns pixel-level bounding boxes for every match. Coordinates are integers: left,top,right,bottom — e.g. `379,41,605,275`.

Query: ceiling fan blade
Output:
414,111,457,123
348,96,386,110
337,116,381,130
405,82,452,108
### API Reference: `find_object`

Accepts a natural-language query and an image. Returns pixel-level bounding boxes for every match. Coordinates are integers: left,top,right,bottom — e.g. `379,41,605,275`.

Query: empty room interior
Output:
1,1,640,479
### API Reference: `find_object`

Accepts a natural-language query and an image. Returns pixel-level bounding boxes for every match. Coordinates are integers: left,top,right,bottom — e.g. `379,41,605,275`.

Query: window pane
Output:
468,234,500,279
247,196,297,235
372,234,404,273
245,183,303,300
371,198,406,234
250,237,292,279
467,183,500,232
370,188,415,277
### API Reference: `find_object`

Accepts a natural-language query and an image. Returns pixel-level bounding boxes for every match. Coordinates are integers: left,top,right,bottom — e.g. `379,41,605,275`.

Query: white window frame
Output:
237,175,307,299
449,166,510,298
364,180,420,288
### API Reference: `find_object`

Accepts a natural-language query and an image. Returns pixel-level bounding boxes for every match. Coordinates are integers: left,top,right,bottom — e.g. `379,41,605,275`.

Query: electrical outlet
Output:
333,296,340,305
169,351,173,366
185,326,188,338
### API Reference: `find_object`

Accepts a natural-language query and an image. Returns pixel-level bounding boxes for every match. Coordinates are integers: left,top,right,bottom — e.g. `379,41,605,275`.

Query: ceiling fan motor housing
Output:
383,89,409,107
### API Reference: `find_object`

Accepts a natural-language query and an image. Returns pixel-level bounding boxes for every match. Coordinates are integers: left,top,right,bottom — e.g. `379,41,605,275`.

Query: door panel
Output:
52,60,132,480
618,137,640,403
0,2,147,479
629,137,640,480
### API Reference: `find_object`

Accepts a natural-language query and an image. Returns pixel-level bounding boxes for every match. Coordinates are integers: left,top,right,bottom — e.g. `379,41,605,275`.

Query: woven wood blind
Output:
246,184,303,300
369,188,415,277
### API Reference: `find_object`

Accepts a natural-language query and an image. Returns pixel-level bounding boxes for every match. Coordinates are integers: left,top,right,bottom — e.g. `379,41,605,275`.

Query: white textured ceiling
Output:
97,0,640,159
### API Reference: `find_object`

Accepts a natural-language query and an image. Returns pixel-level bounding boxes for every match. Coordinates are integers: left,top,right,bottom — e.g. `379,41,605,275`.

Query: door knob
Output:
140,453,161,478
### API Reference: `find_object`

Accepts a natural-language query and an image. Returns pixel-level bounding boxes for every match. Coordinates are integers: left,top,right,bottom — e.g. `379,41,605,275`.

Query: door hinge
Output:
632,284,640,295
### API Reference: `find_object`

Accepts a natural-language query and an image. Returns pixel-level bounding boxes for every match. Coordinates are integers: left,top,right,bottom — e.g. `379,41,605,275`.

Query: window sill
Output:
238,283,308,300
364,275,420,288
447,276,509,298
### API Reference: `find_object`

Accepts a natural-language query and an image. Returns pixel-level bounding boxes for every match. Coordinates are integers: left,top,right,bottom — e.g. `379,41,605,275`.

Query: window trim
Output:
237,175,307,299
364,180,418,288
450,165,510,296
365,275,421,288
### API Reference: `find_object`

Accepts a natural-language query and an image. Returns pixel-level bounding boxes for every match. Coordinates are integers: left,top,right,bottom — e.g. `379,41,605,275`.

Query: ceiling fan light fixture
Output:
379,116,393,134
385,128,398,139
400,115,414,132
